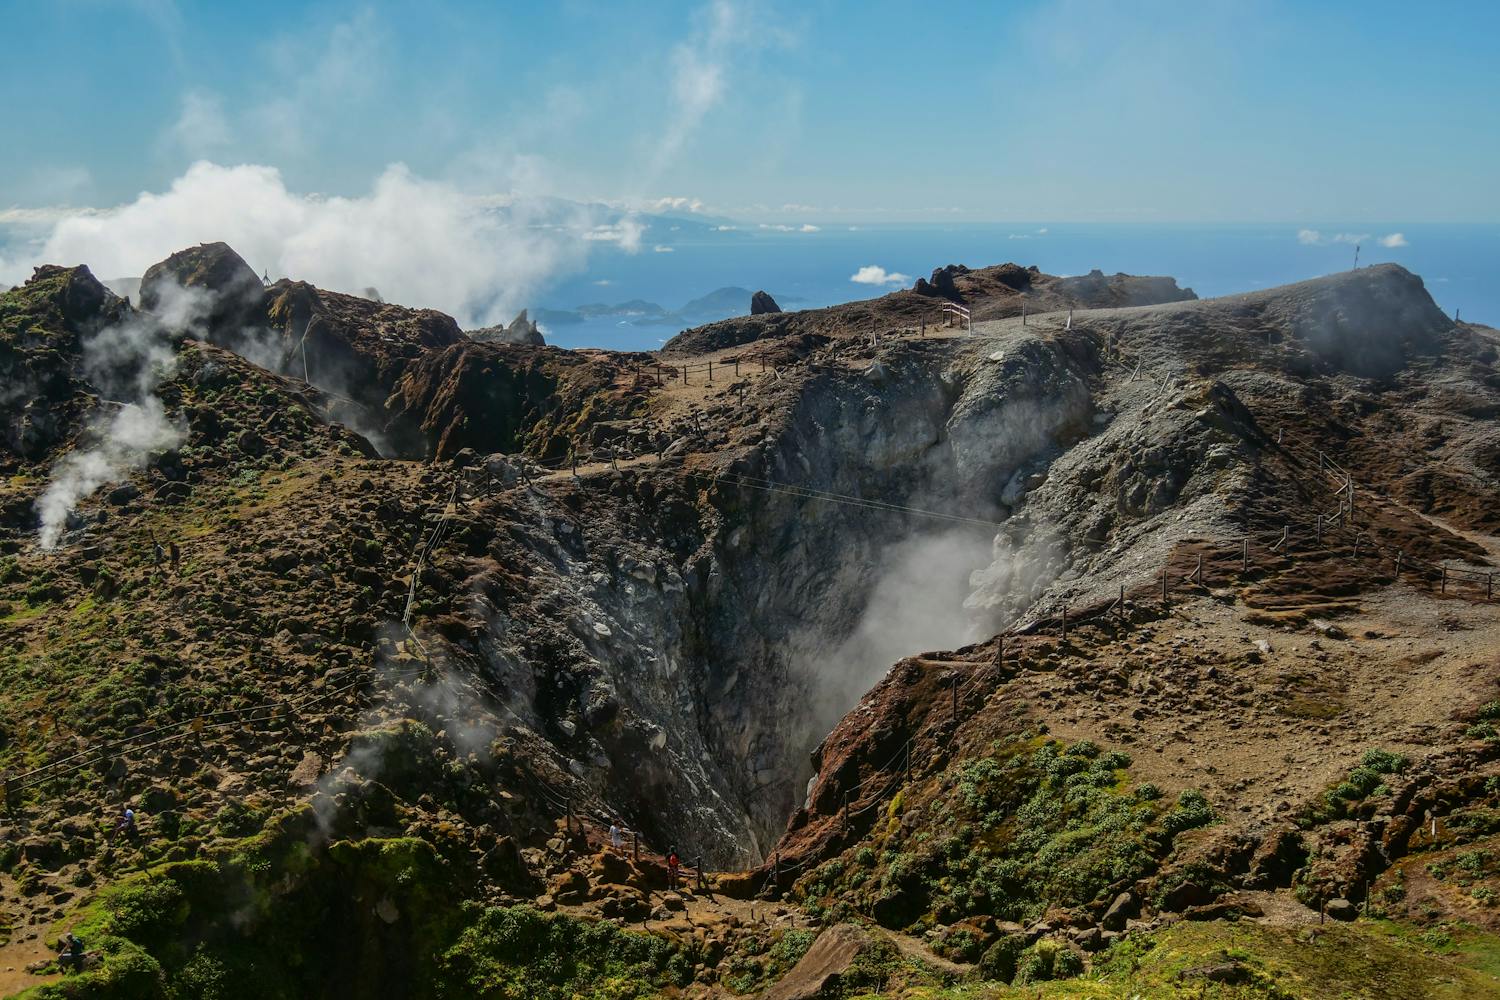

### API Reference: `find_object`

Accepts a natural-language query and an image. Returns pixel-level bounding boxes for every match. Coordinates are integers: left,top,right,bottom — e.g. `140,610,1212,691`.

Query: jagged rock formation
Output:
468,309,545,346
751,290,782,315
1,253,1498,997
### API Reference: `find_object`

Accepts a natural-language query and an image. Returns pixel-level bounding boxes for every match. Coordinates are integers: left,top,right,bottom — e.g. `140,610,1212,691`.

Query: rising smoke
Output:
33,281,210,549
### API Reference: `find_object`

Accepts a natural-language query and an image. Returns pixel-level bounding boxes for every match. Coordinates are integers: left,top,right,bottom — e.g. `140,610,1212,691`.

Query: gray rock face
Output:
467,309,545,346
751,290,782,315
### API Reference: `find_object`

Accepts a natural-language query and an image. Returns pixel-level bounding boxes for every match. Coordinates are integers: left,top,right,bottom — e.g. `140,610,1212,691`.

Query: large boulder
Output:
750,290,782,315
759,924,873,1000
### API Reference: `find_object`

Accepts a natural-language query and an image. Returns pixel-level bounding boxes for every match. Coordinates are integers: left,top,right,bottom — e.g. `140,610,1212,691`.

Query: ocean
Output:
538,222,1498,351
4,221,1492,352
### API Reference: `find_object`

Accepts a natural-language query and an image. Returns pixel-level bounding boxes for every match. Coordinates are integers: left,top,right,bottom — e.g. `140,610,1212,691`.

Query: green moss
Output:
435,905,691,1000
797,737,1216,932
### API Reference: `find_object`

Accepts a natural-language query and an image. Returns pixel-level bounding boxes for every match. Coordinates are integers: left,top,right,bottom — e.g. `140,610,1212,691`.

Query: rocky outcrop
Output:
751,290,782,315
913,264,970,300
383,341,642,459
468,309,545,346
0,265,131,467
663,261,1197,355
140,242,266,337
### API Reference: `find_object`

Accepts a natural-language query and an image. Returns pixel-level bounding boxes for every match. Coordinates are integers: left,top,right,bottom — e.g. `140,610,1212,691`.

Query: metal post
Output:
683,365,689,385
571,452,578,477
1242,539,1249,574
1316,514,1323,545
773,851,780,885
1441,567,1448,594
1490,574,1494,601
734,358,740,377
1319,450,1325,472
1194,553,1204,585
1161,568,1168,604
633,830,639,863
707,360,713,382
565,798,573,835
1118,584,1126,621
951,676,958,722
842,792,849,828
1060,605,1067,642
760,359,766,373
1395,550,1403,579
1353,533,1362,559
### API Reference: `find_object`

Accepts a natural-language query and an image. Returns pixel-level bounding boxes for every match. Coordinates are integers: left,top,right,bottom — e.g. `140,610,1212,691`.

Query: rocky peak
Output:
468,309,545,346
139,241,266,334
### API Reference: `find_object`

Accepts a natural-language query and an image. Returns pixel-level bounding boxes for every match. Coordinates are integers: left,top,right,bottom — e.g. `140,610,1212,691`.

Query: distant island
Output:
535,285,798,330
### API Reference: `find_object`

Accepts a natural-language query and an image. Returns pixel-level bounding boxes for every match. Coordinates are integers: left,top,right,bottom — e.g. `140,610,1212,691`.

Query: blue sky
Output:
5,0,1500,223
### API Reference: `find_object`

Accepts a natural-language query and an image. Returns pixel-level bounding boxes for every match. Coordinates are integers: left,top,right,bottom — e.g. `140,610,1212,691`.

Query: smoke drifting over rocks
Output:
34,280,210,548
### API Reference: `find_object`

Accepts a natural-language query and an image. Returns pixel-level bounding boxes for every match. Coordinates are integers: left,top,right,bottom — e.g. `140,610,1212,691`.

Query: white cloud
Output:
1037,227,1049,234
4,160,612,327
651,0,739,177
713,224,738,231
166,90,233,156
644,196,705,213
1297,228,1370,246
799,223,820,233
584,217,646,251
653,244,675,253
1379,232,1408,248
850,265,910,286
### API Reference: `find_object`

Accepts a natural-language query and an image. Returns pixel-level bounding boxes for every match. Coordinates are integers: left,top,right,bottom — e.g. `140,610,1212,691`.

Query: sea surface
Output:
3,221,1492,352
539,222,1497,351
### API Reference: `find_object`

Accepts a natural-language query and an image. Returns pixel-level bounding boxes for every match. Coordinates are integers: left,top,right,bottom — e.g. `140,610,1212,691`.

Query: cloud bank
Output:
2,161,621,328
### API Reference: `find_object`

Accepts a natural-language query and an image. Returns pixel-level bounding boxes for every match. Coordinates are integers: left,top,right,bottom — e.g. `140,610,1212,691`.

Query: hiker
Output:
666,846,681,891
609,821,623,854
114,805,136,840
152,540,164,567
58,932,85,971
168,541,180,573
